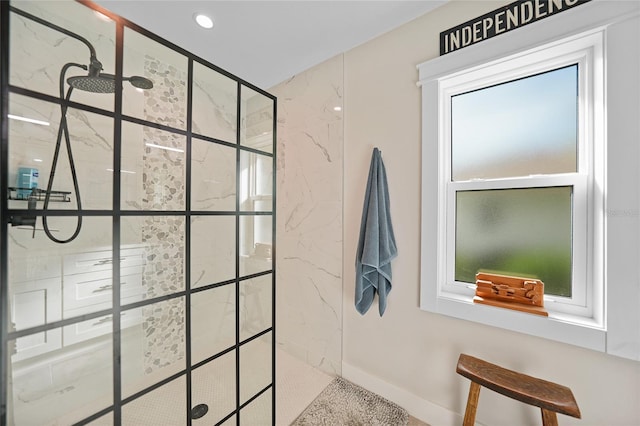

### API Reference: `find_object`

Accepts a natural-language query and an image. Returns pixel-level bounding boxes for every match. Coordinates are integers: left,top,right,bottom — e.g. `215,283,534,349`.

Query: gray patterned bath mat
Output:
291,376,409,426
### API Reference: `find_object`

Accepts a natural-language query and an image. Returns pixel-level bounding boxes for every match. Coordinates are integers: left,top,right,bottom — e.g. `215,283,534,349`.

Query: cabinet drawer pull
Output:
92,316,113,326
92,257,125,266
92,284,114,293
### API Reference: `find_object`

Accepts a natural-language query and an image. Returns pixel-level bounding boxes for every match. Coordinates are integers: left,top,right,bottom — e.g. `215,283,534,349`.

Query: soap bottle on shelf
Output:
15,166,39,200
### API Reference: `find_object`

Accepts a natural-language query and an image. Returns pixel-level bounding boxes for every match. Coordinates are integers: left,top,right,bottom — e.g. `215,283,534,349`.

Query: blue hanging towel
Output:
355,148,397,316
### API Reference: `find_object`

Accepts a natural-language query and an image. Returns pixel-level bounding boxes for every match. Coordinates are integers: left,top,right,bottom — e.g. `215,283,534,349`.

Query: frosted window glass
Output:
455,187,572,296
451,65,578,181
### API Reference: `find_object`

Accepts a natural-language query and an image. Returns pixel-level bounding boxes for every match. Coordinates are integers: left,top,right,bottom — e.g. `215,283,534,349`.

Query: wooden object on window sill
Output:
456,353,581,426
473,272,548,317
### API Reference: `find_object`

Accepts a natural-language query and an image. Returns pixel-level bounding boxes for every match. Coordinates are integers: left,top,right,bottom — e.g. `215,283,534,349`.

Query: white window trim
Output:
418,1,640,358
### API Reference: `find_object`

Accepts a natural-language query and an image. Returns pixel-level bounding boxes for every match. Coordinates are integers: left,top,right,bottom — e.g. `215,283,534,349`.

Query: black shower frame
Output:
0,0,277,424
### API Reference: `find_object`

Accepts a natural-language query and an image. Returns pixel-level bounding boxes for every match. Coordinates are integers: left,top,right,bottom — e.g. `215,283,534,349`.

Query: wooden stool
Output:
456,354,581,426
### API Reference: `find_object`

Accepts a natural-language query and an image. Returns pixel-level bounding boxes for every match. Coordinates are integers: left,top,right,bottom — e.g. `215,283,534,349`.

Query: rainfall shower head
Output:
67,73,154,93
67,74,116,93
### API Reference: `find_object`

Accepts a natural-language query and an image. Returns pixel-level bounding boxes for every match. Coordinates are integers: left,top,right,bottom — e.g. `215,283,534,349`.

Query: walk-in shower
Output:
1,1,276,425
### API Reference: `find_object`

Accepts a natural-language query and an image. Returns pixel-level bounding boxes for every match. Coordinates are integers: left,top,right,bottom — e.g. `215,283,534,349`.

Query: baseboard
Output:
341,362,463,426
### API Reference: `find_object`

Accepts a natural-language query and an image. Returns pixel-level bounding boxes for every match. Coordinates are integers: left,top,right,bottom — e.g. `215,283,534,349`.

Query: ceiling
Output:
93,1,447,90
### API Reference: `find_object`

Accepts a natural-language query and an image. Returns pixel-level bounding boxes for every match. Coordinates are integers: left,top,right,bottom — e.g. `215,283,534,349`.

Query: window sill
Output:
422,292,606,352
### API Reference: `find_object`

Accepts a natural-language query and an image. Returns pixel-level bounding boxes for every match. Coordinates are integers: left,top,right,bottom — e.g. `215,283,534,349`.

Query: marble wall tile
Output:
270,54,343,376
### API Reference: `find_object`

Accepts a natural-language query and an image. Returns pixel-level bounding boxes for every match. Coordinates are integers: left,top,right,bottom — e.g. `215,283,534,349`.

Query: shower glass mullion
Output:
112,15,125,426
1,6,11,425
185,55,194,426
270,93,277,426
235,80,242,426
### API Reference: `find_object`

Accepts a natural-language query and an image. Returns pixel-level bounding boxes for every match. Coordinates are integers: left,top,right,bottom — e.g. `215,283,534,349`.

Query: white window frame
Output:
418,1,640,357
441,35,601,320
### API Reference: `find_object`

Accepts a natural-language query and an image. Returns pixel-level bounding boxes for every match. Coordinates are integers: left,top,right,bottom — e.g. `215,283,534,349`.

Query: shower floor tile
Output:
275,349,333,426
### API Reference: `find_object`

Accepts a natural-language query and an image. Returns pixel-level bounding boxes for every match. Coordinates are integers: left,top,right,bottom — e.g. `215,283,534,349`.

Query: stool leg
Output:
463,382,481,426
541,408,558,426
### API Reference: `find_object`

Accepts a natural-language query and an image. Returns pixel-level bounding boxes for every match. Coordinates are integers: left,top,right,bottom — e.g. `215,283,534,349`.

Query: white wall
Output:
342,1,640,425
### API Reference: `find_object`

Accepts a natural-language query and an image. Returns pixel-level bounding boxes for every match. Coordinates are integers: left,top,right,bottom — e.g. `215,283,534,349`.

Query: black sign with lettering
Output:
439,0,592,55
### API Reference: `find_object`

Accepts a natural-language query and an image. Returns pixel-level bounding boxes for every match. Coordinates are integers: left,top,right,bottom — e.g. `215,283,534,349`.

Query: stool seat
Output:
456,354,581,425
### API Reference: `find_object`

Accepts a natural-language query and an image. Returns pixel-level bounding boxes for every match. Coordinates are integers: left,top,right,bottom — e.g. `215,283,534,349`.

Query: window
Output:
415,3,640,353
441,49,600,320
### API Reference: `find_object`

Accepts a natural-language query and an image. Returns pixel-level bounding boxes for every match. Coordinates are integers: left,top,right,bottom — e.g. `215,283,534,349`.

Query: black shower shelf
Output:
7,187,71,202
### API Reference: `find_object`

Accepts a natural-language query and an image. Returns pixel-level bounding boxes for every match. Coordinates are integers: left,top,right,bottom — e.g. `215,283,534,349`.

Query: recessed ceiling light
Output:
333,106,342,111
194,13,214,29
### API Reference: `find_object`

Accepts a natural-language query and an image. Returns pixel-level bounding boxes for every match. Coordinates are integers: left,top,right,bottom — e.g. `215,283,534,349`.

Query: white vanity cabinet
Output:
62,246,146,346
10,246,147,360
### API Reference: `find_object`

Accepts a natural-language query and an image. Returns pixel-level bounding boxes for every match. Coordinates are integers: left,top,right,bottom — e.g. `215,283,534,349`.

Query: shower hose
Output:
42,62,87,243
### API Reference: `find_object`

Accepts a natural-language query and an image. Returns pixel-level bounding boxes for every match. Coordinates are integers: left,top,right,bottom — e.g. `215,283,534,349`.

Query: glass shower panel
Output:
240,214,272,277
7,322,113,426
240,389,272,426
3,2,276,424
121,216,186,301
191,138,237,211
120,297,186,398
240,331,272,404
9,1,116,112
122,27,188,129
122,376,186,426
190,215,235,289
191,285,236,364
8,216,112,349
121,121,186,211
191,351,236,425
240,85,275,154
192,61,237,143
8,94,114,210
240,274,272,341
